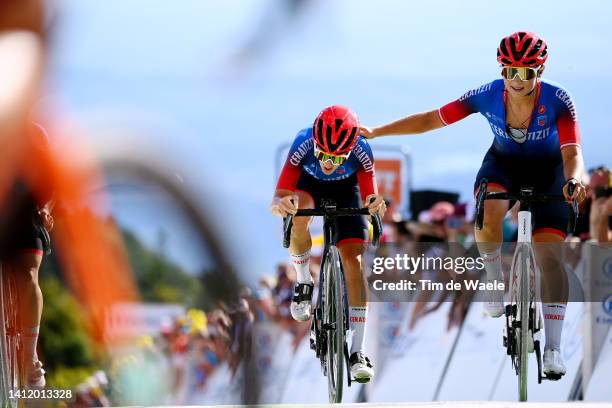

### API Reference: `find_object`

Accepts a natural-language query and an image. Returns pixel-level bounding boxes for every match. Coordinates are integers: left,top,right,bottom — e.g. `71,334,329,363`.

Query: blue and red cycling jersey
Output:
276,128,377,201
438,79,581,159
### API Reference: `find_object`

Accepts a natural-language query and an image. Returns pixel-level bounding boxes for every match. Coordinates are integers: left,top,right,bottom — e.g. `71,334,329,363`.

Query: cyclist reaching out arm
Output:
360,110,444,138
361,32,586,378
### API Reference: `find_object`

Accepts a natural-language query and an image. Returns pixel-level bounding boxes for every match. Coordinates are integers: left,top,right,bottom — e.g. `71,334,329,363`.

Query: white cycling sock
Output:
349,306,368,355
543,303,566,350
22,325,40,363
480,248,502,283
291,250,312,284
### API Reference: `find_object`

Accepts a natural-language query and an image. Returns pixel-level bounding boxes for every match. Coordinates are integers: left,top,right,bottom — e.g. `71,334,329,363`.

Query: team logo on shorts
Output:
538,105,546,114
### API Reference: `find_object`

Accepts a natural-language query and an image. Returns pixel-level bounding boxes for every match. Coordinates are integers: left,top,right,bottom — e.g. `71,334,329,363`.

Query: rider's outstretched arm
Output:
363,82,493,139
367,110,445,138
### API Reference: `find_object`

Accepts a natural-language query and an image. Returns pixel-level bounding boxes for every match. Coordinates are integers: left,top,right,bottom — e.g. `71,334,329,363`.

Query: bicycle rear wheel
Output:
0,263,21,408
324,246,345,403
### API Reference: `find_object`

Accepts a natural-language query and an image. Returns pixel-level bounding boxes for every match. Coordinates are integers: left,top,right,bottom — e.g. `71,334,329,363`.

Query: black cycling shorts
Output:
475,148,568,236
0,198,45,258
296,172,368,246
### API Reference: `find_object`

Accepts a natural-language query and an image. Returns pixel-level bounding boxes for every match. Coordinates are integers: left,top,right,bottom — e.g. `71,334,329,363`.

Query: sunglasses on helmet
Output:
501,66,540,81
313,146,350,166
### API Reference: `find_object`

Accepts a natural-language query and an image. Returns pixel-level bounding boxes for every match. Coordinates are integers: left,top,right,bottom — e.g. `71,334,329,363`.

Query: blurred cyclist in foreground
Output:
1,123,54,389
361,32,586,378
0,0,50,389
270,105,385,383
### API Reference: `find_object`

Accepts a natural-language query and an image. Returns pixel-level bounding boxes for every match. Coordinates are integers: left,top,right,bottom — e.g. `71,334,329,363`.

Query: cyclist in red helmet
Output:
361,32,586,378
271,105,385,382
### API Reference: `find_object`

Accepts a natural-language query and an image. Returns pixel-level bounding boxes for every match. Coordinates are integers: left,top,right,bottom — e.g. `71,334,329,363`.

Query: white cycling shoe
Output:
349,352,374,384
25,360,46,389
543,348,566,379
484,288,504,318
290,282,314,322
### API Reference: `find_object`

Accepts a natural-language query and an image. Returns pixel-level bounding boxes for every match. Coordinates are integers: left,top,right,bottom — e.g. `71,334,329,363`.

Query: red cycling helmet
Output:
312,105,360,156
497,31,548,67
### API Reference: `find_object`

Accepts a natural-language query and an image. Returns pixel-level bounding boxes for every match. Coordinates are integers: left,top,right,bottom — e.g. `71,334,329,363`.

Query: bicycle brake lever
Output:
283,214,294,248
367,196,383,247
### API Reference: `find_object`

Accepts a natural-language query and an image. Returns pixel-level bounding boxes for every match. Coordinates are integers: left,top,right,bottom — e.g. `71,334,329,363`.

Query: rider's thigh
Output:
295,189,314,209
12,250,43,284
532,231,564,264
474,149,512,234
478,184,510,232
338,242,367,304
290,190,315,232
483,198,509,226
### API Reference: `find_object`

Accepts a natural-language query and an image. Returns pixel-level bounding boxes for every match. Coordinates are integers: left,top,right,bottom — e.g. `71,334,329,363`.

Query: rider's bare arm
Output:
561,146,585,184
365,110,445,139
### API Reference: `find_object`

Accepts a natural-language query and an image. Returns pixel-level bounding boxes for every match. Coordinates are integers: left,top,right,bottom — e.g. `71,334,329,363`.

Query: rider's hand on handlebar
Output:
365,194,386,217
562,178,586,203
359,125,377,140
270,194,299,217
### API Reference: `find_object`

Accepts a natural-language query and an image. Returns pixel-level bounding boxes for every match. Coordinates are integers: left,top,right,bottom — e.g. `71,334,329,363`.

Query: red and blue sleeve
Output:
355,141,378,202
276,162,301,191
275,132,309,191
437,82,495,125
357,168,377,202
554,89,581,149
438,99,475,126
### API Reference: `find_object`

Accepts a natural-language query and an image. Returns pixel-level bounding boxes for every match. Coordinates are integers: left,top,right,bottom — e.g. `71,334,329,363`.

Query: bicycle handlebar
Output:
475,179,579,233
282,203,383,249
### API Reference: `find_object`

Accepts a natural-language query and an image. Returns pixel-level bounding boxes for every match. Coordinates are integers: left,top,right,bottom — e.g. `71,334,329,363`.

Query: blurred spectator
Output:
588,166,612,243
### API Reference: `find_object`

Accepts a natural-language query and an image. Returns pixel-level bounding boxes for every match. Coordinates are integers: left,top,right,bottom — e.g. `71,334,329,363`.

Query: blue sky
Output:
46,0,611,283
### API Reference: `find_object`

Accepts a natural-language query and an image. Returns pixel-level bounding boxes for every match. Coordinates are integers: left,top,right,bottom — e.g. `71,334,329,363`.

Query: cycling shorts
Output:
296,172,369,246
474,149,568,237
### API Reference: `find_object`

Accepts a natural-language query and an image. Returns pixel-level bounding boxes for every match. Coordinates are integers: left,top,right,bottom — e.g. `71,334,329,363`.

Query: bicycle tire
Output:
517,244,530,401
324,246,345,403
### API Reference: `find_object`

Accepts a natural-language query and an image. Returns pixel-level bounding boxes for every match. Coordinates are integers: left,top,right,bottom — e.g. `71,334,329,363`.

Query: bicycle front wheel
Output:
516,244,531,401
324,246,345,403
